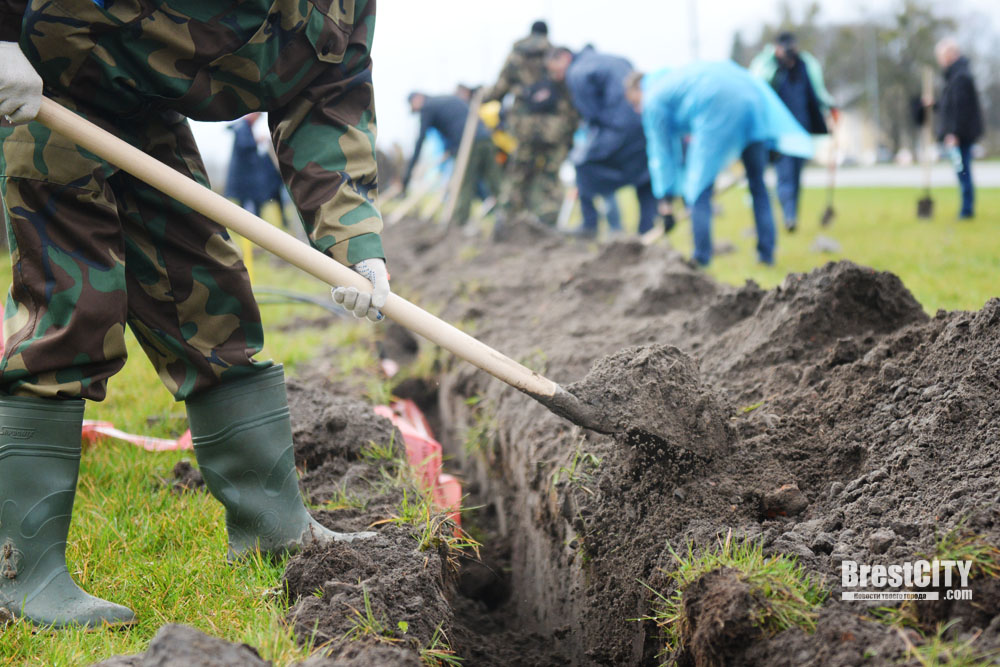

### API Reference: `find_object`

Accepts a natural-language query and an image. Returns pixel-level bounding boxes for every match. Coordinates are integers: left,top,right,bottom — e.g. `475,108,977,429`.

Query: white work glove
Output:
0,42,43,124
331,258,389,322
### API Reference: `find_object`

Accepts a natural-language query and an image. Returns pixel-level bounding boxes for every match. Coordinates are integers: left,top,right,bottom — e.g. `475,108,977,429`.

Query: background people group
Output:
394,21,984,265
399,21,988,268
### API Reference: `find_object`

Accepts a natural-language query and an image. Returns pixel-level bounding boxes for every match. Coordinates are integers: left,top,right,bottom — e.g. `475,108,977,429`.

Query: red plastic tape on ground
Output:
434,473,463,525
82,420,193,452
374,400,463,525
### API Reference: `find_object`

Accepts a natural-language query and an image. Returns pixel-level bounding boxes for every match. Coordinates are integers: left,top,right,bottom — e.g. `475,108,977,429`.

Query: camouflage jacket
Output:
1,0,384,266
485,33,578,148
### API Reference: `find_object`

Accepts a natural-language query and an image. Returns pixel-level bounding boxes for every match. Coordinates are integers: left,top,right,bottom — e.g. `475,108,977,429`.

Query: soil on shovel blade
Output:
97,217,999,666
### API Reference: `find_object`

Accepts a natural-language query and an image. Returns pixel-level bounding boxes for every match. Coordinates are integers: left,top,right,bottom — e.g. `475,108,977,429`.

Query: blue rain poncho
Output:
641,61,814,204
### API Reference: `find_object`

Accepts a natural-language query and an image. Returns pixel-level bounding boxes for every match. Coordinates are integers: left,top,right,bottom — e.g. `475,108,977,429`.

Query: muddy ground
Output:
98,218,999,666
379,218,999,666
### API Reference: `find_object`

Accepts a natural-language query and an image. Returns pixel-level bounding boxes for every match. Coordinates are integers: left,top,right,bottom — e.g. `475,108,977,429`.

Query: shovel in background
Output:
917,66,935,220
819,110,839,227
34,98,615,435
439,89,485,227
640,174,745,246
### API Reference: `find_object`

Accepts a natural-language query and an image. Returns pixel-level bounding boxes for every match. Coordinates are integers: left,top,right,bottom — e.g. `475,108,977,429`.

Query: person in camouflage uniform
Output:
484,21,578,228
0,0,386,628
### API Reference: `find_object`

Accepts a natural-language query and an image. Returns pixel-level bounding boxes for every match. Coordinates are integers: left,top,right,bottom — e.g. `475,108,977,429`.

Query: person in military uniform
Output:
0,0,388,628
484,20,578,229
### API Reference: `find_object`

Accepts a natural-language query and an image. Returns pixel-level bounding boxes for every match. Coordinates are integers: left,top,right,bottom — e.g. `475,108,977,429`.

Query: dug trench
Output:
97,217,1000,666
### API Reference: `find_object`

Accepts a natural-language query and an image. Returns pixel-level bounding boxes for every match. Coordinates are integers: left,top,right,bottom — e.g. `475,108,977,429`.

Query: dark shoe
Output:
567,226,598,240
784,219,798,233
185,366,375,560
490,214,507,242
0,397,135,628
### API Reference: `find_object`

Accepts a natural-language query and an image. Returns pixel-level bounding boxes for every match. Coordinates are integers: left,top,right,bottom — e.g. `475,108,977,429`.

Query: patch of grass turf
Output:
931,525,1000,580
897,621,1000,667
639,531,828,660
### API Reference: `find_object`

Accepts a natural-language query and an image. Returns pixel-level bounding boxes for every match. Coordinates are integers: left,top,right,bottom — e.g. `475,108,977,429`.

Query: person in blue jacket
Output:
547,46,657,238
750,32,836,231
625,61,814,266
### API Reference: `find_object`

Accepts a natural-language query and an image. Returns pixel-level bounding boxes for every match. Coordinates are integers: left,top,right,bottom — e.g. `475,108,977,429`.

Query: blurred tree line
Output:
731,0,1000,157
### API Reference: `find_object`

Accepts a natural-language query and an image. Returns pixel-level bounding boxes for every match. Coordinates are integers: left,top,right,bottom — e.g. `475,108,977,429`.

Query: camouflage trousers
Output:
498,141,568,226
0,101,268,401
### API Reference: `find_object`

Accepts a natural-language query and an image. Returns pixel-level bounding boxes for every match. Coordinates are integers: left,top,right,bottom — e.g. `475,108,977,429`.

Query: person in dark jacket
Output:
930,39,984,219
403,92,501,225
225,113,284,221
750,32,835,231
547,46,657,238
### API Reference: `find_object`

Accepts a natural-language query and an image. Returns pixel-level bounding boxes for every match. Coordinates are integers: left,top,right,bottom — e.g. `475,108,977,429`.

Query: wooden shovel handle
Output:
440,89,485,226
35,98,560,398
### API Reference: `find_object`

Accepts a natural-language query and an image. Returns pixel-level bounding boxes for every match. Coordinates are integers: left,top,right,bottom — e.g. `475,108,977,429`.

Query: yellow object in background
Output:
240,235,255,282
480,100,517,156
479,100,502,128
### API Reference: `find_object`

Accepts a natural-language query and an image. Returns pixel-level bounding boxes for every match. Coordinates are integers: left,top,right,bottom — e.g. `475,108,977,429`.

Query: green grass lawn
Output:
604,185,1000,312
0,186,997,664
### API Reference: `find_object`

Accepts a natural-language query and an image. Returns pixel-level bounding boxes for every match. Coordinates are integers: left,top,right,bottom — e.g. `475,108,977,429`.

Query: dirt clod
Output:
762,484,809,519
91,624,268,667
677,568,762,667
169,460,204,494
288,382,401,471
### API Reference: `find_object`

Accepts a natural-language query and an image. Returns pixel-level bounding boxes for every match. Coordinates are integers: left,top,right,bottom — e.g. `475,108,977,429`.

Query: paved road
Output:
795,162,1000,188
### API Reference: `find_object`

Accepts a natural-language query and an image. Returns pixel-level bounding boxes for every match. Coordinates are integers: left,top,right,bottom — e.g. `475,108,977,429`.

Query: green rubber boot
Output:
0,396,135,628
186,366,375,560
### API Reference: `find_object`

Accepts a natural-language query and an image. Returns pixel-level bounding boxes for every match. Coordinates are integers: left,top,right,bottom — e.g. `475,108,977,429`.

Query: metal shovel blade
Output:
820,205,836,228
917,195,934,219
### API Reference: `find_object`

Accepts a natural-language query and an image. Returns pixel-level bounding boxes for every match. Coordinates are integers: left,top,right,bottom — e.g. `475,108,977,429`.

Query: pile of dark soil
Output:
378,220,1000,665
281,380,457,659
